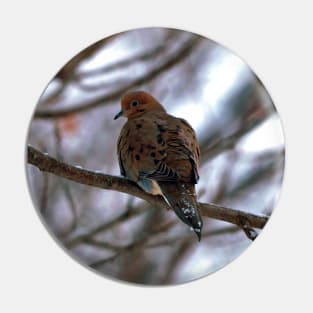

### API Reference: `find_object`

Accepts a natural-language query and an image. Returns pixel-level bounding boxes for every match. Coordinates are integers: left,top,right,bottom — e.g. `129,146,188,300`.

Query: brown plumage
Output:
114,91,203,240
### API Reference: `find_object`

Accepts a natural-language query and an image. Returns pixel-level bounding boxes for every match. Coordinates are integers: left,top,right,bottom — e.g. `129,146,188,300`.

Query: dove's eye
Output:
130,100,139,107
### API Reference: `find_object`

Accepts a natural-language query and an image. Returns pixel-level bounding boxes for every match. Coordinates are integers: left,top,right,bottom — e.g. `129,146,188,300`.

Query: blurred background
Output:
26,27,284,285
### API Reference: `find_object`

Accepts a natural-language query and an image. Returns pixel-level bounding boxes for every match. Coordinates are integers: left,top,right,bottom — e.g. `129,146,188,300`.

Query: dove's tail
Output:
158,182,203,241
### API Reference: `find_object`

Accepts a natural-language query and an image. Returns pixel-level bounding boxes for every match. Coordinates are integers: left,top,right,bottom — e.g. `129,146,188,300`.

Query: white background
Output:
1,1,312,312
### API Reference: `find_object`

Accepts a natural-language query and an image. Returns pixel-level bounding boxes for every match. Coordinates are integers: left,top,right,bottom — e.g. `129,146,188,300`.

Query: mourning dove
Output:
114,91,203,240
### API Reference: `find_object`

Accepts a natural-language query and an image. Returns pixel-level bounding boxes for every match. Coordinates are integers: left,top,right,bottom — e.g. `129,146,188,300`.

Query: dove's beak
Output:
114,110,123,120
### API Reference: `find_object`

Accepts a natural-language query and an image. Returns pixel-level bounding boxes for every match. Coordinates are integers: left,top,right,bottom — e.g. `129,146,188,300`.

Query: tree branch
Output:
27,146,269,238
74,31,178,80
34,36,203,119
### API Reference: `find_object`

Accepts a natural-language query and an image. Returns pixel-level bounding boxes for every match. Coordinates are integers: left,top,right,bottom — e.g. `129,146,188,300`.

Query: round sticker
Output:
26,27,285,285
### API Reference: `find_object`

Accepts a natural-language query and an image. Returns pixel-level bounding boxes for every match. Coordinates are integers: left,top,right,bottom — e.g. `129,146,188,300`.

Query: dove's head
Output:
114,91,165,120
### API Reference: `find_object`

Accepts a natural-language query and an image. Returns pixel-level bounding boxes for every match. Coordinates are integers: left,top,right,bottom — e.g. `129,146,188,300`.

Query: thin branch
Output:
54,122,78,236
81,238,122,252
34,37,203,119
27,146,269,238
38,38,117,108
89,218,178,268
55,36,118,81
146,226,240,248
89,226,240,269
200,112,272,162
79,220,177,253
75,31,178,80
65,203,148,248
36,142,50,216
226,149,284,198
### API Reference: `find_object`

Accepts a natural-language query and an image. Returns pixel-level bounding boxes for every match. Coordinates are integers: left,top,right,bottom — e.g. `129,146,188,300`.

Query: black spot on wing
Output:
156,134,164,145
196,146,200,158
157,124,166,133
147,144,156,150
190,156,199,183
118,151,126,176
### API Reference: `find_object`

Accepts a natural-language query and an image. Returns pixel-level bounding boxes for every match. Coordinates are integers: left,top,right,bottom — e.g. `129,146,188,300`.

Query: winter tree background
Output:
26,27,284,285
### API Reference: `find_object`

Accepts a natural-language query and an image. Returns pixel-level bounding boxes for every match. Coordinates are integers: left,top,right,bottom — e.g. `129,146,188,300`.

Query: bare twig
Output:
146,226,240,249
75,31,178,80
89,217,177,268
65,203,148,248
27,146,269,239
238,215,258,241
34,37,202,119
89,226,240,269
53,122,79,236
201,113,271,162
